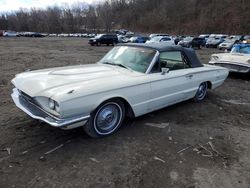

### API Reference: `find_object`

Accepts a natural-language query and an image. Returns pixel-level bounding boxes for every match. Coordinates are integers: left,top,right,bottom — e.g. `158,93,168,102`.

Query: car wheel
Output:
193,82,208,102
83,100,125,138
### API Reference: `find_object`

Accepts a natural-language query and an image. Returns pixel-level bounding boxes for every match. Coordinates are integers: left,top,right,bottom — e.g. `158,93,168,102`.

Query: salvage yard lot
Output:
0,37,250,187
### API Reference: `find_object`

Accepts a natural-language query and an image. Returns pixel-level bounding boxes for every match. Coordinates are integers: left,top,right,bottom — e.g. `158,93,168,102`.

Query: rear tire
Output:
83,99,125,138
193,82,208,102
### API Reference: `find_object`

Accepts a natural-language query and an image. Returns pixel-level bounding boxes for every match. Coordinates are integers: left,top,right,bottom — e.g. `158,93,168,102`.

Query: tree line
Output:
0,0,249,35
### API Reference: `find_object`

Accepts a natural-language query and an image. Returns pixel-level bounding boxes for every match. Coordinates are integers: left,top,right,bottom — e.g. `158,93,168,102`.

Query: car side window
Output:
161,38,170,42
151,51,191,73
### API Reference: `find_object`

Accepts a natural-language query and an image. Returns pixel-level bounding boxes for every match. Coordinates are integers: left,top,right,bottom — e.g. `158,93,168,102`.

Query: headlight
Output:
49,98,55,110
93,39,96,42
49,98,60,113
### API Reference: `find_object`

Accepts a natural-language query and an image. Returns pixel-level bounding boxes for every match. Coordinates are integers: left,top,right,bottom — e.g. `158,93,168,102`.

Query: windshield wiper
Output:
103,62,131,70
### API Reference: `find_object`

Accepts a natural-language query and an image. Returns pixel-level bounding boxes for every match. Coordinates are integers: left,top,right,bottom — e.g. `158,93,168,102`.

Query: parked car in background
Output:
129,36,149,43
218,36,241,50
198,34,209,42
149,33,169,39
146,36,175,45
117,35,128,43
89,34,118,46
49,34,57,37
178,37,194,48
242,35,250,43
11,43,228,137
178,37,205,49
206,35,227,48
205,34,216,46
192,37,206,48
58,33,70,37
174,36,185,45
23,32,45,37
3,31,20,37
125,32,134,38
209,43,250,73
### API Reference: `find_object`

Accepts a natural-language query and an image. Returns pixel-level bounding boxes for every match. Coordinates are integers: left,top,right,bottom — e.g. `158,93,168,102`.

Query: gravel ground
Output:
0,37,250,188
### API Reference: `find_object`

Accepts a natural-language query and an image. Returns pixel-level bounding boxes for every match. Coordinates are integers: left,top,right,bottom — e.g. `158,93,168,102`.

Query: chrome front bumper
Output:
11,88,90,128
209,61,250,73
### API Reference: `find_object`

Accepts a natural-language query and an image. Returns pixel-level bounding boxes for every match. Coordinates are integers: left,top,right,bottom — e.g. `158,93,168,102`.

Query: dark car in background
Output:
21,32,45,37
178,37,205,49
192,37,206,48
89,34,118,46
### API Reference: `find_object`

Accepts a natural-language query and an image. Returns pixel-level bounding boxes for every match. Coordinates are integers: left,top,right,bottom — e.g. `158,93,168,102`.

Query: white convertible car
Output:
11,43,228,137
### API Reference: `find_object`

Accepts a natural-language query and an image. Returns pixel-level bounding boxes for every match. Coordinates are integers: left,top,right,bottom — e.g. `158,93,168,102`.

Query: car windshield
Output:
224,38,234,43
96,34,104,38
150,36,162,42
231,45,250,54
100,46,156,73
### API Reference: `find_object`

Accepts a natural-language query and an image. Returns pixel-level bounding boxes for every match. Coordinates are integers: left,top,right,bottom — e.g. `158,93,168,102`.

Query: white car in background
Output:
218,35,242,50
3,31,20,37
146,36,175,45
11,43,228,138
209,43,250,73
149,33,169,39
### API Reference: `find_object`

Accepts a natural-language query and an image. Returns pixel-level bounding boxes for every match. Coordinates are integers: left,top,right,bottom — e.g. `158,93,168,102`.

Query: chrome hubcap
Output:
94,102,122,135
197,83,207,100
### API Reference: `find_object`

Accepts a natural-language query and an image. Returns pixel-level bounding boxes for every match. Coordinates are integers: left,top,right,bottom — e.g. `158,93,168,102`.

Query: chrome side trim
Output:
11,88,90,128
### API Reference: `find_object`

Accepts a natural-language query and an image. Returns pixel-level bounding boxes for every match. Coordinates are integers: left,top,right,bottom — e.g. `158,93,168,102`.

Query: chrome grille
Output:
19,90,35,104
215,63,250,73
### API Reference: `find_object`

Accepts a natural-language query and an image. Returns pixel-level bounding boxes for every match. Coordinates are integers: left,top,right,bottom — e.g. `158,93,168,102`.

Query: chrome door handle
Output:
186,74,193,79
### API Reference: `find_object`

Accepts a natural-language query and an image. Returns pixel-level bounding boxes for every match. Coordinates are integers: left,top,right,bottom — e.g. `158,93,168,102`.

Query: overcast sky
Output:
0,0,101,12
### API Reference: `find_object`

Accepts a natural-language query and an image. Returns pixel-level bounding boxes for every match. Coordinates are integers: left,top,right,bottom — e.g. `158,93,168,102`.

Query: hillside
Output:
0,0,249,34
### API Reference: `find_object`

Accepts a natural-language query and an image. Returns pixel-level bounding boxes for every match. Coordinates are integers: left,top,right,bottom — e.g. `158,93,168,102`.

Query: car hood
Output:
89,37,98,40
214,53,250,63
220,41,234,46
12,64,142,99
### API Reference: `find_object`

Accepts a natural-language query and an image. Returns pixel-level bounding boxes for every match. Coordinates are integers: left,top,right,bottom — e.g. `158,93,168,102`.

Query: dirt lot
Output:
0,37,250,188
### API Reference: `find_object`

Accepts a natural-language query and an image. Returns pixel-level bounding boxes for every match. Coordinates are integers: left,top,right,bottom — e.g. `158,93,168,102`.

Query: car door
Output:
148,51,194,111
101,35,108,44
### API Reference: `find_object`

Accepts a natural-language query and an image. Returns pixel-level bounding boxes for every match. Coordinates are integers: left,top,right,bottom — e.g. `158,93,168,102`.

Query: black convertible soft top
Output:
119,43,203,68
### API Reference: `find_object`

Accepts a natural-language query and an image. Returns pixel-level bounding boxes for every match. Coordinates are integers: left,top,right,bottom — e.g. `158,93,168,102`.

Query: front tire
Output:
193,82,208,102
83,100,125,138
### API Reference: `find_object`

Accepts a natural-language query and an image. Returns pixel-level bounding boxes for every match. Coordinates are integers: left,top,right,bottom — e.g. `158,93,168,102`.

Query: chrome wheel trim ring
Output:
197,82,207,100
94,102,123,135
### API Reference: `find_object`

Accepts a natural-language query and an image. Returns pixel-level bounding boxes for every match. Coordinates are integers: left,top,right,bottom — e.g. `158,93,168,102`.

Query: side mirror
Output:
161,67,170,75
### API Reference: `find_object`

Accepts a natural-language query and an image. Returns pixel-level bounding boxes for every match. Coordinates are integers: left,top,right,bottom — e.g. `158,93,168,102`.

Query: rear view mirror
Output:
161,67,170,75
